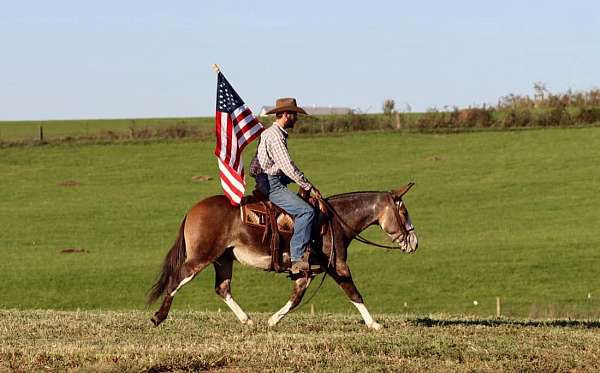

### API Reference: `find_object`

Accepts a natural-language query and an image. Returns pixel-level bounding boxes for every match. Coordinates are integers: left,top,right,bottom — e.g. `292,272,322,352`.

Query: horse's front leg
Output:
268,275,313,327
328,261,382,330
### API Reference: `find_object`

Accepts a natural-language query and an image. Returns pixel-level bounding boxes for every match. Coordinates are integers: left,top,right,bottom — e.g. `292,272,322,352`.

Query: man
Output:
249,97,322,273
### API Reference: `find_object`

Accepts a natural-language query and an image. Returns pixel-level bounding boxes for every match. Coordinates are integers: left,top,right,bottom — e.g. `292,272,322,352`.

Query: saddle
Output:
240,189,329,273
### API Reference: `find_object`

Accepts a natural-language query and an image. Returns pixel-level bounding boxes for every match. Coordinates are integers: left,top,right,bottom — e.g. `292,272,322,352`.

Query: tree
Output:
382,99,396,115
533,81,548,103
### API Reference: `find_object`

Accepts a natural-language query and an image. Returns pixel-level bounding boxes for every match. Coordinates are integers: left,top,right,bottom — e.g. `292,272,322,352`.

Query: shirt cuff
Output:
297,179,313,190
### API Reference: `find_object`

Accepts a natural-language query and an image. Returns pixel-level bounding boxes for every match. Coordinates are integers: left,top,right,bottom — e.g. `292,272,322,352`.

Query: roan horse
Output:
147,182,418,330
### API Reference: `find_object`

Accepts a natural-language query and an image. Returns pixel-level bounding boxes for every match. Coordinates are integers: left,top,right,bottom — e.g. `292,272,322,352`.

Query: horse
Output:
147,182,418,330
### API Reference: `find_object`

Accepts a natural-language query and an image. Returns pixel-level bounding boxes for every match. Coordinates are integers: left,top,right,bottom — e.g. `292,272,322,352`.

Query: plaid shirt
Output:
249,124,313,190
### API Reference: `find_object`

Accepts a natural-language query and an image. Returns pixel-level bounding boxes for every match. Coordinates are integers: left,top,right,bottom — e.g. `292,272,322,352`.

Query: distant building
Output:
258,105,353,116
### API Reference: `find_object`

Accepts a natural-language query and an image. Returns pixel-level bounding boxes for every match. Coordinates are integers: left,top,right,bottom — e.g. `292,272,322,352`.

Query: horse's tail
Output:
147,216,187,304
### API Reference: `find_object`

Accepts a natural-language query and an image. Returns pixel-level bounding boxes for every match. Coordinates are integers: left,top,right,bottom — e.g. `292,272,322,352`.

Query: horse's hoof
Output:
368,322,383,331
151,315,163,327
243,319,255,326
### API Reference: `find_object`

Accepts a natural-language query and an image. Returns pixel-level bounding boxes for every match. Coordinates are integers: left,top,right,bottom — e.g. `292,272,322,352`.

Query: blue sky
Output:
1,1,599,120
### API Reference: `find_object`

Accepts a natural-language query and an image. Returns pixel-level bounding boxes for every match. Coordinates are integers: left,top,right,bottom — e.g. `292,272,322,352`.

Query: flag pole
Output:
212,64,221,74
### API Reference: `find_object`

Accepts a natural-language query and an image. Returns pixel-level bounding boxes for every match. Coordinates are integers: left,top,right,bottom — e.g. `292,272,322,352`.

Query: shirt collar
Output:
273,122,288,138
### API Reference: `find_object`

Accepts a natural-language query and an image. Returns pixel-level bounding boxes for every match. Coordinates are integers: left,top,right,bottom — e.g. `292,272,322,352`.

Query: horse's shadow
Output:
410,316,600,329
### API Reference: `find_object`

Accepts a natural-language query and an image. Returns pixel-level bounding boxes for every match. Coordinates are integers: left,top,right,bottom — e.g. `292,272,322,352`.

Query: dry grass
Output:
1,310,600,372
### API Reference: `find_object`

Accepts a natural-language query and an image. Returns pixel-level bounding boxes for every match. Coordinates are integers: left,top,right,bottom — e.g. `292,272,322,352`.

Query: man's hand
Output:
298,187,310,199
311,186,322,199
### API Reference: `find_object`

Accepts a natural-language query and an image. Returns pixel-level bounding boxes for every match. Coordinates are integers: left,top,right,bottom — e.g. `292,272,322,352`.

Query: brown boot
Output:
291,247,311,274
290,260,310,274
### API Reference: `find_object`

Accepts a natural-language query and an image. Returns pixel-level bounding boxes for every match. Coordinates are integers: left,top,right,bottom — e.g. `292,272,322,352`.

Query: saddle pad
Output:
241,203,294,233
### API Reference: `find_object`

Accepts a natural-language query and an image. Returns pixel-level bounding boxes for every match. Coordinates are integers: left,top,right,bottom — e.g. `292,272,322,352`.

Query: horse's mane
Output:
326,191,383,201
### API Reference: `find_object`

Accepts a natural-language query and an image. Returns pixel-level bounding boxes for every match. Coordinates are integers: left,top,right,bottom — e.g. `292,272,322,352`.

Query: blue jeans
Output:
255,174,315,262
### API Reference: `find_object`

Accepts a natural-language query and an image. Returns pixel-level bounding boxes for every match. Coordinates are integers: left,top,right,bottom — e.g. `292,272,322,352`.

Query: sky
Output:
1,0,599,120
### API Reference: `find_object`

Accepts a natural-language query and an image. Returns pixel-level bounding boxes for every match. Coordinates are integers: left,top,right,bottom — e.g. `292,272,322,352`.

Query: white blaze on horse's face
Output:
379,197,418,253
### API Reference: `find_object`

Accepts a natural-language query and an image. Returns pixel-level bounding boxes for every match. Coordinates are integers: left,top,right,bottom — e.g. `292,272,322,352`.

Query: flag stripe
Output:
214,72,264,205
218,158,245,189
219,172,243,197
225,114,235,165
220,177,242,204
218,161,244,204
238,120,262,146
219,112,229,160
234,107,255,129
215,116,222,159
238,118,260,141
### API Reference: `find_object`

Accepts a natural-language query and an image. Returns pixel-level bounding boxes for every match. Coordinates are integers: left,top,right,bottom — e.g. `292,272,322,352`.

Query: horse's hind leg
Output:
151,258,210,326
268,275,313,327
328,262,382,330
214,252,253,325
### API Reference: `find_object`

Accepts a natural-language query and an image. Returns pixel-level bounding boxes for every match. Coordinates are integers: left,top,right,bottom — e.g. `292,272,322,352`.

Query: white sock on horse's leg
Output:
268,301,293,327
268,277,312,327
351,301,382,330
170,274,195,297
223,294,253,325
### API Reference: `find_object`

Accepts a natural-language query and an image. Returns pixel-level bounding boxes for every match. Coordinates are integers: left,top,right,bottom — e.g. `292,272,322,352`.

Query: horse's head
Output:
377,182,418,253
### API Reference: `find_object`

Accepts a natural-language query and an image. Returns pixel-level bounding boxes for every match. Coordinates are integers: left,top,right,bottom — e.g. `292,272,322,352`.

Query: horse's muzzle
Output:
399,230,418,253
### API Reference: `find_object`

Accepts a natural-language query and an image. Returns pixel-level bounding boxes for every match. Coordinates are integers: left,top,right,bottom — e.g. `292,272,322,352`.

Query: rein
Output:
319,194,407,250
294,193,404,311
291,272,327,312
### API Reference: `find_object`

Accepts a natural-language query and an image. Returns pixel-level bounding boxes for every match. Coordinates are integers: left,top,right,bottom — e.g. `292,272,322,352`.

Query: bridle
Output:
319,193,411,250
394,199,415,234
293,193,409,312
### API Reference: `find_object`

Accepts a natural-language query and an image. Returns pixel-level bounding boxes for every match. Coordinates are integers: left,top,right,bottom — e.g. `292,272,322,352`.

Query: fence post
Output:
496,296,501,317
310,303,315,316
39,126,44,142
395,112,401,129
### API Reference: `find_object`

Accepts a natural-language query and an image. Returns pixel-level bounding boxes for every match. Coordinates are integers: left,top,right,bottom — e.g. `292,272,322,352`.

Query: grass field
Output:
1,127,600,318
2,310,600,372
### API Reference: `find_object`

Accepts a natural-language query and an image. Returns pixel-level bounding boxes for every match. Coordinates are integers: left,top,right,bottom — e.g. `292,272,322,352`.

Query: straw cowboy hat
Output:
265,97,308,115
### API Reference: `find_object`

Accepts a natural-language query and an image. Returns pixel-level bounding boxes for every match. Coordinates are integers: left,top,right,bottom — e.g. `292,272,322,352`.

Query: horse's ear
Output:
391,182,415,199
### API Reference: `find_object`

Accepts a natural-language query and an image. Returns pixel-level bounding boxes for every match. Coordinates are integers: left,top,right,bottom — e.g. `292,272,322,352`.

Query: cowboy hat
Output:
265,97,308,115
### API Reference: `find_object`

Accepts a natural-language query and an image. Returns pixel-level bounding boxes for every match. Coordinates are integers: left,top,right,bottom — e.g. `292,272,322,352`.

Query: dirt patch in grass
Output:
57,180,81,187
60,248,87,254
191,175,213,182
425,155,447,161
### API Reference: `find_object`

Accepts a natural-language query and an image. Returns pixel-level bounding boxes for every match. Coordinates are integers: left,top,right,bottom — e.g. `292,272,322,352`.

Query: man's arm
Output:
267,136,313,190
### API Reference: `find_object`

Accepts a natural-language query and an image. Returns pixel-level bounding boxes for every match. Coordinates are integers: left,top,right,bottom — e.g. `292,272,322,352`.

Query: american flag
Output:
214,72,264,205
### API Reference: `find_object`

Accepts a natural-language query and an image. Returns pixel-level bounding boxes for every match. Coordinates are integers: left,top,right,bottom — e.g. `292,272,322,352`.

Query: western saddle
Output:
240,189,329,273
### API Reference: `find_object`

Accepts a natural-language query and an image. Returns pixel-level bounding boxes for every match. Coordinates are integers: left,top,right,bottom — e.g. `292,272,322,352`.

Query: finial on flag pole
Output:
212,64,221,74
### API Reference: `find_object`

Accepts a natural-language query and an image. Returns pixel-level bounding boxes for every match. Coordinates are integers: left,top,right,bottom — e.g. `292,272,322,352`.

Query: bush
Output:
416,108,453,129
575,107,600,124
455,108,493,128
292,113,391,134
4,85,600,148
499,108,532,128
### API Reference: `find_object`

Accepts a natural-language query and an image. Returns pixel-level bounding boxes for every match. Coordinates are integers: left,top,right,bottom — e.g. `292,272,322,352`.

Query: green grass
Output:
1,128,600,318
2,310,600,372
